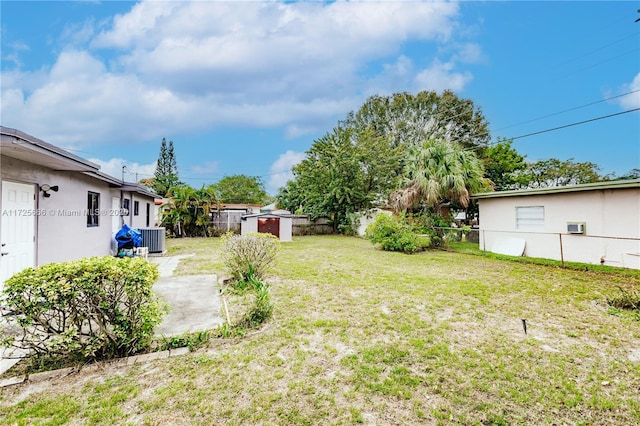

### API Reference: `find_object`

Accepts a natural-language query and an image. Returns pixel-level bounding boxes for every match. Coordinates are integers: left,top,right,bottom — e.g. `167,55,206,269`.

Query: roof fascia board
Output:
472,179,640,199
1,126,99,170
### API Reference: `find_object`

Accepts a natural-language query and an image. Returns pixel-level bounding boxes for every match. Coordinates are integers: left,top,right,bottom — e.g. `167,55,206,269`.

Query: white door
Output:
1,181,36,289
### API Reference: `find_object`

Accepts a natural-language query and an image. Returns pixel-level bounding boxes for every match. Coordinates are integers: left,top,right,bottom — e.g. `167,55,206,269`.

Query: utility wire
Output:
510,108,640,141
494,90,640,131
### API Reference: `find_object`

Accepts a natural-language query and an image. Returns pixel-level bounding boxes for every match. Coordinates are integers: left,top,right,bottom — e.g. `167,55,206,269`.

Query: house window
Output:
516,206,544,231
87,191,100,227
134,200,139,216
146,203,150,227
123,199,130,215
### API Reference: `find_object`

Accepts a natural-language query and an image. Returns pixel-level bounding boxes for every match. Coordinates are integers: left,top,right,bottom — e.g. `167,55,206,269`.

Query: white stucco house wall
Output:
355,208,393,237
241,212,293,242
1,126,158,287
473,179,640,269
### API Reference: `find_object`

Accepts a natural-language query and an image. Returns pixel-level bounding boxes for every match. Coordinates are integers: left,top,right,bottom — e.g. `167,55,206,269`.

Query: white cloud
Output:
190,161,220,175
452,42,484,64
415,59,473,93
1,1,472,146
9,41,30,51
89,157,156,182
268,150,306,193
614,73,640,109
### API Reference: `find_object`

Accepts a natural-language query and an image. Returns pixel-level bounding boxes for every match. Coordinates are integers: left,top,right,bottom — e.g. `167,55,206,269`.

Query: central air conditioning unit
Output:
567,223,585,235
139,227,166,253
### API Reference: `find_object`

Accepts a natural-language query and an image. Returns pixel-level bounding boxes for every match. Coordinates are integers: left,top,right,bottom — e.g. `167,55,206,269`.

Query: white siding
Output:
478,187,640,269
1,156,120,265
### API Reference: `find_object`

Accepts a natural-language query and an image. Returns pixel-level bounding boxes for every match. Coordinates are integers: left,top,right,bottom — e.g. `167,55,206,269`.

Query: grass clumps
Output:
607,286,640,321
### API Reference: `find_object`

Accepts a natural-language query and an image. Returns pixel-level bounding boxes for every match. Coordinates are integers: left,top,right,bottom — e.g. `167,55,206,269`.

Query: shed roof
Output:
472,179,640,199
242,212,295,219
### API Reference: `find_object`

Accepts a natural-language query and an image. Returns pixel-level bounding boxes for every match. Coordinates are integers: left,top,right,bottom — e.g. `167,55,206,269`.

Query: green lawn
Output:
2,235,639,425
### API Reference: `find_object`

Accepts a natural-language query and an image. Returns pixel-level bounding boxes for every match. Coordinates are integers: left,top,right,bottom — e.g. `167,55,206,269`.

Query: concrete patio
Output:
150,255,224,337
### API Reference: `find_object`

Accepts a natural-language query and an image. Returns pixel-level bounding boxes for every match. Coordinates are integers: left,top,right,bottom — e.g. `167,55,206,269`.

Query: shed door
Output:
1,181,36,289
258,218,280,238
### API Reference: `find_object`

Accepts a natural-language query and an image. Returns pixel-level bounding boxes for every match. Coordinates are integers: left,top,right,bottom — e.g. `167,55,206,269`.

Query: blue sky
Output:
1,1,638,194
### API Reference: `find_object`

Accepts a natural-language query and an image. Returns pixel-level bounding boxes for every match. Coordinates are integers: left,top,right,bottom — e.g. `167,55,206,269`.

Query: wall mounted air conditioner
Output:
567,222,585,235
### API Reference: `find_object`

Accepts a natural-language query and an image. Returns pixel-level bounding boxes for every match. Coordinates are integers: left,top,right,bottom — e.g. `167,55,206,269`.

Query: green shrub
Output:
221,232,279,282
1,256,163,362
366,214,421,254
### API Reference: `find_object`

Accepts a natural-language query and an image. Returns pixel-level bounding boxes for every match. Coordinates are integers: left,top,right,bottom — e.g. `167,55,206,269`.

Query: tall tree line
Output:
278,90,624,233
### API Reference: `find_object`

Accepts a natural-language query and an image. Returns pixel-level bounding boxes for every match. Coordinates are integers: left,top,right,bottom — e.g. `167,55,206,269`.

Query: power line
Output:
494,90,640,132
510,108,640,141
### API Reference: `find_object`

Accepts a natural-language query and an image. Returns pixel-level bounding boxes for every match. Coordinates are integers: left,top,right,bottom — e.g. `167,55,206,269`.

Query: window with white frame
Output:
515,206,544,231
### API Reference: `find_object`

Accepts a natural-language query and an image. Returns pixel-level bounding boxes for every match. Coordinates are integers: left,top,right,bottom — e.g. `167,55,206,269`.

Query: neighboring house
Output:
472,179,640,269
0,126,158,287
241,212,294,242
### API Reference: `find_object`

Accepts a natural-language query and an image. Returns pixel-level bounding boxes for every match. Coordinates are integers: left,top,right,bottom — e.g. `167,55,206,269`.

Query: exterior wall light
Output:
40,184,59,198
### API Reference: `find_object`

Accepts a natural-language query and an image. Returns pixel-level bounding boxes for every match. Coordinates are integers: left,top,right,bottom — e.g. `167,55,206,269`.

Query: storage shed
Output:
241,213,293,242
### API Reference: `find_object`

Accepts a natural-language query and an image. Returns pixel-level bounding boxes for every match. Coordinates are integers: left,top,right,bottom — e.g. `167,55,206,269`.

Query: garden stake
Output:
222,296,231,324
521,319,527,335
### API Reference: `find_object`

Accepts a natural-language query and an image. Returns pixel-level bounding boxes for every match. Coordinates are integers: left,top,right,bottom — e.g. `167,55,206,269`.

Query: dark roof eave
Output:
1,126,100,170
120,183,159,199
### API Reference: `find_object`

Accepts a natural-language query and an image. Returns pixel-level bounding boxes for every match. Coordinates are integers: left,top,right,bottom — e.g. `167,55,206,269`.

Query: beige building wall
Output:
1,156,120,265
478,187,640,269
241,216,259,235
121,192,154,229
278,217,293,242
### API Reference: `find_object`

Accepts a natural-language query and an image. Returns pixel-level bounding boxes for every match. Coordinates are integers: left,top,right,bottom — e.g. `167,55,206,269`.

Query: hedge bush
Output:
366,214,429,254
1,256,163,362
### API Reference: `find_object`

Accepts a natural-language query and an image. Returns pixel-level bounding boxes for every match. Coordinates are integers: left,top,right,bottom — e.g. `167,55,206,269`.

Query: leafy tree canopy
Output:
277,126,400,232
521,158,607,188
213,175,270,205
483,138,528,191
342,90,491,154
611,168,640,180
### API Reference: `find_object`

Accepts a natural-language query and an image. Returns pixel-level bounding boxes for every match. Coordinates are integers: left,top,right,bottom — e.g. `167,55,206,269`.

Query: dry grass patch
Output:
2,235,639,425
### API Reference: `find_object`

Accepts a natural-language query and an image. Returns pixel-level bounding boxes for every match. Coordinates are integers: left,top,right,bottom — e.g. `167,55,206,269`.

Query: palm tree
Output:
161,186,193,237
193,185,219,237
161,185,220,237
390,138,489,215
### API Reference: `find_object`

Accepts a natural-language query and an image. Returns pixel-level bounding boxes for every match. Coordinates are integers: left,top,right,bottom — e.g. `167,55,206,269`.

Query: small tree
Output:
390,138,489,216
153,138,181,196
